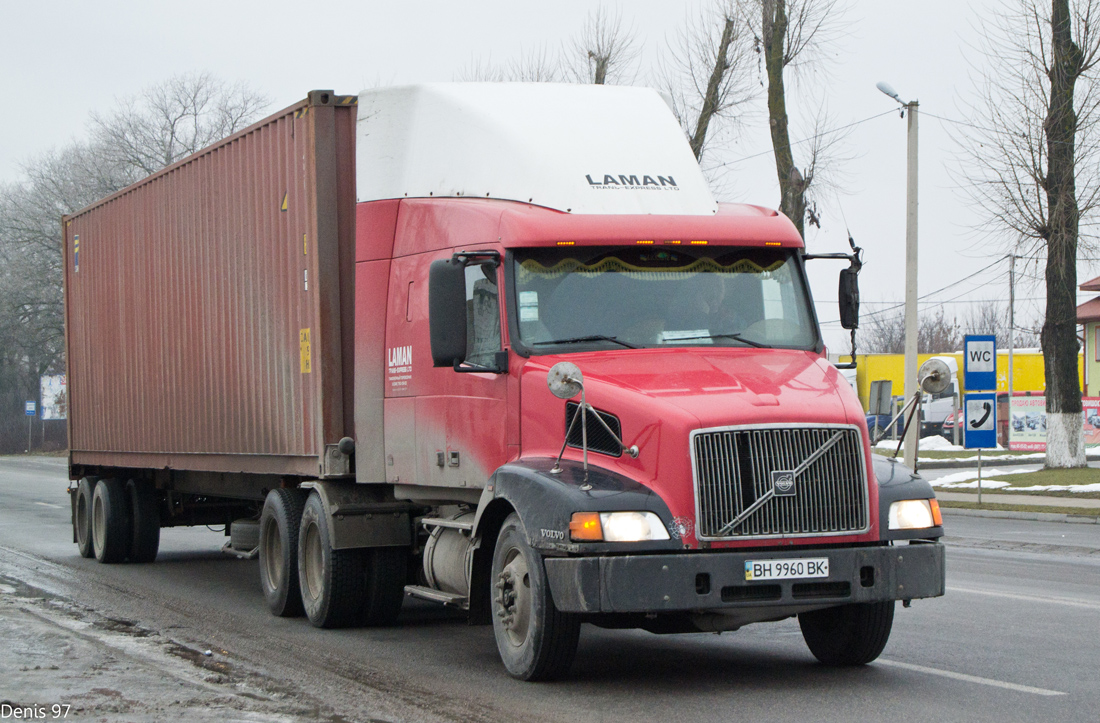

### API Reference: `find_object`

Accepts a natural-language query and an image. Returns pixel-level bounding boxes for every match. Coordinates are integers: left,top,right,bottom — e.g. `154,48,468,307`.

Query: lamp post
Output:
878,82,920,469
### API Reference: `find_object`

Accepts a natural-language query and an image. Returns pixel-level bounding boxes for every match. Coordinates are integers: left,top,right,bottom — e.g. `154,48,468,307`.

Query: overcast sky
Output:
4,0,1093,350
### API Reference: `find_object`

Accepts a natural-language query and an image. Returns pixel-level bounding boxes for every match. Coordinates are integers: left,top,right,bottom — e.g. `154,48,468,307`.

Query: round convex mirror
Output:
918,358,951,395
547,362,583,400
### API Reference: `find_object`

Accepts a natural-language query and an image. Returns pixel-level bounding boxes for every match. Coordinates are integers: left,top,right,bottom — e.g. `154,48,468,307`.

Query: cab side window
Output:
465,263,501,367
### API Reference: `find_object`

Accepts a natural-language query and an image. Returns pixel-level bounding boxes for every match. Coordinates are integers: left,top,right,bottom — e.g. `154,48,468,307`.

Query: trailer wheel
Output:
259,488,307,617
75,478,96,559
799,601,895,666
91,478,131,564
298,492,368,628
361,546,407,626
491,513,580,681
127,480,160,563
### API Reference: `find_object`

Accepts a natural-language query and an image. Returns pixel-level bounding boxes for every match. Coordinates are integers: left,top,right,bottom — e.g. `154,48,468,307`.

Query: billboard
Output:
1008,395,1100,450
40,375,66,420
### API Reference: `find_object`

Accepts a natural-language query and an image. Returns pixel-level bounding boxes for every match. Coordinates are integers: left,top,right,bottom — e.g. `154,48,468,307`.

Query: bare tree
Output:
90,72,268,180
959,0,1100,467
659,2,756,162
0,74,268,452
744,0,843,238
861,306,962,354
564,7,639,84
459,45,565,83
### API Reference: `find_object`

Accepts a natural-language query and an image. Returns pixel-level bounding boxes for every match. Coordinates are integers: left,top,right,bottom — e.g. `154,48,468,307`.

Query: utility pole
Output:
877,83,920,469
902,100,920,469
1008,254,1015,399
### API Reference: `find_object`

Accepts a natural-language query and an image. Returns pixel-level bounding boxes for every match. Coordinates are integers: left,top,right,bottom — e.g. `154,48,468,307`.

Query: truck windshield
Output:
512,246,818,351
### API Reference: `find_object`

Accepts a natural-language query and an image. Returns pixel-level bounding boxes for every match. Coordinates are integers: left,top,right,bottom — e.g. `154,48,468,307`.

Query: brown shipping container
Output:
63,91,359,479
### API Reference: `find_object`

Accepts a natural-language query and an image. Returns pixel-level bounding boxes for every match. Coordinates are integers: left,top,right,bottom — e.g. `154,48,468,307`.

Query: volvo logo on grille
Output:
771,470,797,496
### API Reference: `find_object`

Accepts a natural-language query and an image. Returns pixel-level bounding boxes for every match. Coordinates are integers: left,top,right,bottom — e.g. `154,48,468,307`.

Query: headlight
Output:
888,499,942,530
569,511,671,542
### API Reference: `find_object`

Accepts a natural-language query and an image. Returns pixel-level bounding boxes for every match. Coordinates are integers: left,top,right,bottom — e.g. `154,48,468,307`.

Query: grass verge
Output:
939,500,1100,519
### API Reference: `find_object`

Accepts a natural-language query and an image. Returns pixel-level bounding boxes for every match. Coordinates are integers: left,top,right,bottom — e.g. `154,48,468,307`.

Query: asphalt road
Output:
2,455,1099,722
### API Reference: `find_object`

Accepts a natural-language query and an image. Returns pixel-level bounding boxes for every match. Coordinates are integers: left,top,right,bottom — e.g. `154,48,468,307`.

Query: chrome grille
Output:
692,426,869,540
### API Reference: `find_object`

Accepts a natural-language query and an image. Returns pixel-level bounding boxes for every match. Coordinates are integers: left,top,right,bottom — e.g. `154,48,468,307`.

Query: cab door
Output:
384,250,511,493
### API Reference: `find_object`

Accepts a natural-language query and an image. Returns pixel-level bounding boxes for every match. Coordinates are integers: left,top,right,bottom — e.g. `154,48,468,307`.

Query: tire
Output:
91,478,131,564
75,478,96,559
361,546,407,626
298,492,368,628
799,601,895,666
869,424,885,444
230,518,260,552
491,513,580,681
259,488,307,617
127,479,160,563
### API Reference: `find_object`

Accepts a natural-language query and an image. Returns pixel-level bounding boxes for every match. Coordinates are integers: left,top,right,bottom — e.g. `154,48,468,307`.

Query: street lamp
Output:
878,81,920,469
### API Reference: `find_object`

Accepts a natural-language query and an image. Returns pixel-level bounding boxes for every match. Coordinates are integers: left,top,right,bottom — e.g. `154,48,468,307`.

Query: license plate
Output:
745,557,829,581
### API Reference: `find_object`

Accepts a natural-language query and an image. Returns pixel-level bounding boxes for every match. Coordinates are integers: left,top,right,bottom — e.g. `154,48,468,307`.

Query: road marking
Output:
948,585,1100,610
34,502,63,509
877,659,1065,696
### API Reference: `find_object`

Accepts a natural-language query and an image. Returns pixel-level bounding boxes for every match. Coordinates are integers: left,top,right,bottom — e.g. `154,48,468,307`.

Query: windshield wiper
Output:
532,335,639,349
665,332,768,348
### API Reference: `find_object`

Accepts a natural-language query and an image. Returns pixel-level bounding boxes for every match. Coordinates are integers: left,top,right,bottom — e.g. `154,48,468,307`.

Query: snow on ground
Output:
929,467,1100,492
873,437,1008,454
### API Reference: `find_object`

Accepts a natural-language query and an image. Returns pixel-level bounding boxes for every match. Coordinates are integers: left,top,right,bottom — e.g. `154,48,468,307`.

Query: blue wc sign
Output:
964,334,997,391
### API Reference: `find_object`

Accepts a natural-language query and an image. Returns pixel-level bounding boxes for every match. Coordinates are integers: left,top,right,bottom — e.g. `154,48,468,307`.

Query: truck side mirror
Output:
839,266,859,330
428,258,468,367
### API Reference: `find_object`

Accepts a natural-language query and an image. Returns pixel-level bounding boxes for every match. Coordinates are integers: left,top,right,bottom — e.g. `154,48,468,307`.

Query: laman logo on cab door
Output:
585,174,679,190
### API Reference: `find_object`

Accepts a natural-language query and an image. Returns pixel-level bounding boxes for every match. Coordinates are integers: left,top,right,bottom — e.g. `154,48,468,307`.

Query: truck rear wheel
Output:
75,478,96,559
299,492,368,628
91,478,131,564
361,546,407,626
491,513,580,681
127,479,160,563
799,601,895,666
259,488,307,617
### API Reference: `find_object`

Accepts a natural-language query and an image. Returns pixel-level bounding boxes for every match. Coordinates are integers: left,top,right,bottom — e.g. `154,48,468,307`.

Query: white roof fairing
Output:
355,83,718,216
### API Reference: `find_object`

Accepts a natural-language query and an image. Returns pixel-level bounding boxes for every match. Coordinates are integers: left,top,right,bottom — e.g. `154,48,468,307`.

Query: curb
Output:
942,507,1100,524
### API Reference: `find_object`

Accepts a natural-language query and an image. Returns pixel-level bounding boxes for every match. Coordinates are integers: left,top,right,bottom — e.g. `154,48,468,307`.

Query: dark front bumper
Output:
544,542,945,614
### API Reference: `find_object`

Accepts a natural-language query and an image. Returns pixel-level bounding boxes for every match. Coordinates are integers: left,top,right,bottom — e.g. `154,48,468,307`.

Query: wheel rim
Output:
262,520,283,590
495,546,532,647
302,520,323,601
76,492,89,547
92,492,105,552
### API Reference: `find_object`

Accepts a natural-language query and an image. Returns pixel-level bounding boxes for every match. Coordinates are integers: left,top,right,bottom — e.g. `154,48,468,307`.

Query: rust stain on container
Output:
62,92,358,476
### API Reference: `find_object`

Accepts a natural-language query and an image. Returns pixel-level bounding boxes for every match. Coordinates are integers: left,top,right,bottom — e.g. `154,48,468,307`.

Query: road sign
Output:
24,401,35,416
964,392,997,449
964,334,997,391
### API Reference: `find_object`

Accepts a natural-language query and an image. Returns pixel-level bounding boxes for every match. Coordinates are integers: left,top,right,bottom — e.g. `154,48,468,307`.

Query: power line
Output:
709,109,897,168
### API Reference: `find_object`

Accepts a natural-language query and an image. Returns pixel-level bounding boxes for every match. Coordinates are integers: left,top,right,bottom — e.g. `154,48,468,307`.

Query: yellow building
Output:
840,351,1082,412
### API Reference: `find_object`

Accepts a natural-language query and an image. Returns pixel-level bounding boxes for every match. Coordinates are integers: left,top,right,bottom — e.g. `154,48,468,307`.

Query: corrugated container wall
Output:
63,92,358,478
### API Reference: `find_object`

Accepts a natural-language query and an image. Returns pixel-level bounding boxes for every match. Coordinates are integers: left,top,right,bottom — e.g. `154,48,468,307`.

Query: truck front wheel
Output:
799,601,895,666
259,488,307,617
491,513,580,681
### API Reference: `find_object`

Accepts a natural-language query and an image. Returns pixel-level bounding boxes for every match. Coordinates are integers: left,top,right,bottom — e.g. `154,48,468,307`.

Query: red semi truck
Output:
63,84,945,680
